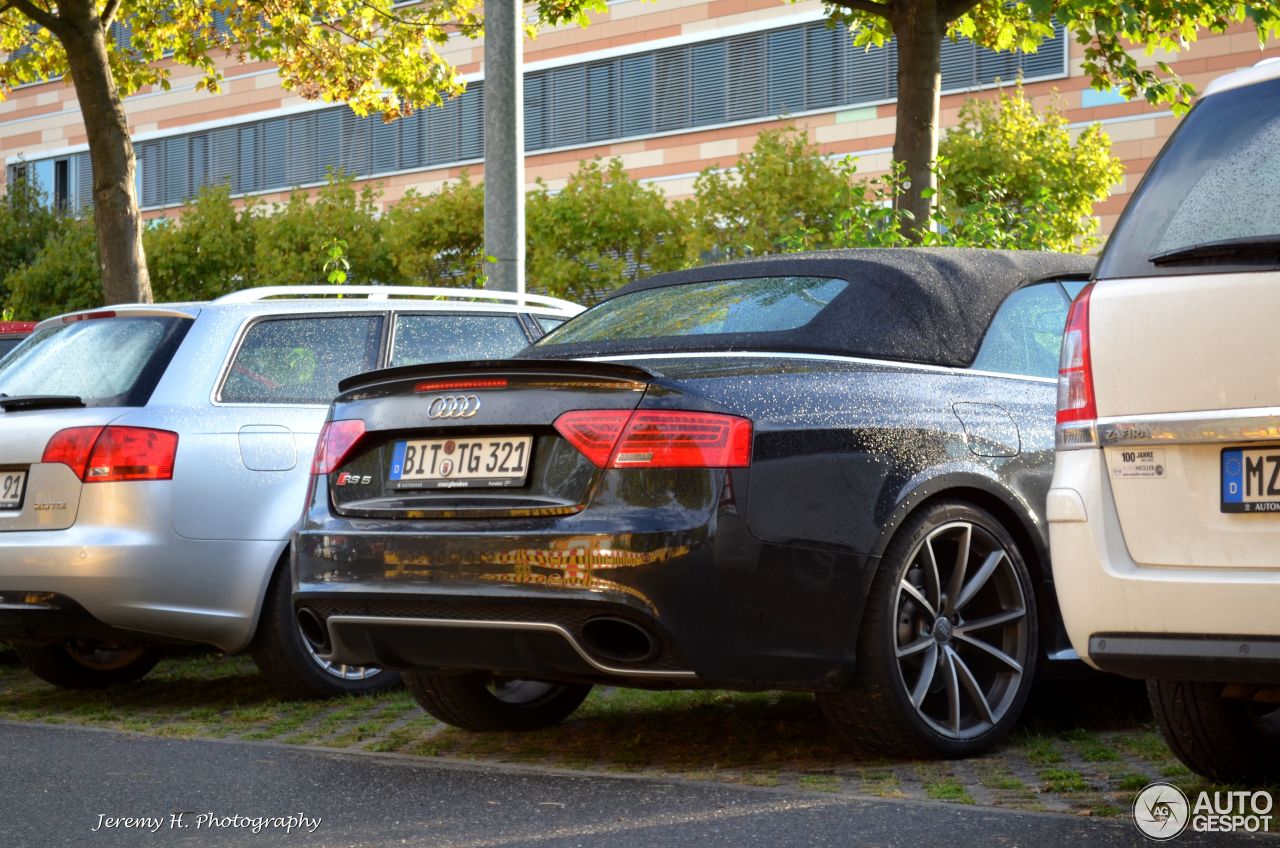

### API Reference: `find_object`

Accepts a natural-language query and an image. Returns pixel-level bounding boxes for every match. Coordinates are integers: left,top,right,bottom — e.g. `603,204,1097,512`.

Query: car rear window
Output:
1097,75,1280,279
0,338,23,358
537,276,847,345
0,316,192,407
389,314,530,367
219,315,382,405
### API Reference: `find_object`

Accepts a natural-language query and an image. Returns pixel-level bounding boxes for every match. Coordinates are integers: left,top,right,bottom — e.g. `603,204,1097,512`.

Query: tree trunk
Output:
60,11,152,305
890,2,944,243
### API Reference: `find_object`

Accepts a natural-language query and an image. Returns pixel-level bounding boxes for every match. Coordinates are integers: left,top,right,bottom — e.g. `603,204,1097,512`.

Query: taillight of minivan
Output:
1056,283,1097,450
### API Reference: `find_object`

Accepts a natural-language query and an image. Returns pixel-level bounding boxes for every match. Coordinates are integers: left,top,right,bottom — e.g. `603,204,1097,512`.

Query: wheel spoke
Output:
920,537,943,612
949,646,995,725
896,636,934,659
954,633,1024,673
909,644,939,708
954,607,1025,635
955,549,1006,612
899,580,937,619
941,647,962,734
943,523,972,614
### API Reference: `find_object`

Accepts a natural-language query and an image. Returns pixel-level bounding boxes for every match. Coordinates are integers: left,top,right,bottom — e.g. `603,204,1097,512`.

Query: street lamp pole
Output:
482,0,524,295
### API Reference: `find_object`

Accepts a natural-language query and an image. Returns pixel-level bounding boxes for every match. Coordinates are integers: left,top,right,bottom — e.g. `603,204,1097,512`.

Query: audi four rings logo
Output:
427,395,481,419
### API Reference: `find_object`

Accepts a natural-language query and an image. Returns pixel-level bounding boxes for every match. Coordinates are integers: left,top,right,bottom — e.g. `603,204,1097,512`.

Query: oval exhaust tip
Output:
580,616,659,664
296,607,331,654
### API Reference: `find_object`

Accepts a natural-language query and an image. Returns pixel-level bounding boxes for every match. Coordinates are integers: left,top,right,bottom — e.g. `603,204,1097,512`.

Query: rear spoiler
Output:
336,358,654,395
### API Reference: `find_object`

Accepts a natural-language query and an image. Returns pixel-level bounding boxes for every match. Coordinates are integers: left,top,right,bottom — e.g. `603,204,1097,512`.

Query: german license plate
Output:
1221,448,1280,513
0,470,26,510
388,436,532,490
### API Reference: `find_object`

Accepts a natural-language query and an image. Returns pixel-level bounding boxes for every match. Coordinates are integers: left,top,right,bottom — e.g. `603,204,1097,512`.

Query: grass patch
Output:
1114,772,1154,792
981,773,1027,792
797,774,842,793
1115,730,1172,762
1040,768,1089,793
1018,733,1064,765
924,778,974,804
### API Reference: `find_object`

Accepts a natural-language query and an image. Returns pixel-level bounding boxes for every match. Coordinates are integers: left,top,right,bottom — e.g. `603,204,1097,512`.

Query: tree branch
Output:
100,0,123,29
8,0,61,33
938,0,981,24
826,0,891,20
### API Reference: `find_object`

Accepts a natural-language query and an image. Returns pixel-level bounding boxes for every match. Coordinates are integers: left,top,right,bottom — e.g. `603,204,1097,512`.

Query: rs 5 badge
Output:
335,472,372,486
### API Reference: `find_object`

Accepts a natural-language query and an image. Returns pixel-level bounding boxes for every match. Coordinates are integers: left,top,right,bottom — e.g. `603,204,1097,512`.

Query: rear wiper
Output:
1150,236,1280,265
0,395,85,412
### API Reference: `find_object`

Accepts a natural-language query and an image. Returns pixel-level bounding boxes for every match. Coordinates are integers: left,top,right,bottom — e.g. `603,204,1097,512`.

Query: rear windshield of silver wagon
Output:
1097,75,1280,279
0,315,192,407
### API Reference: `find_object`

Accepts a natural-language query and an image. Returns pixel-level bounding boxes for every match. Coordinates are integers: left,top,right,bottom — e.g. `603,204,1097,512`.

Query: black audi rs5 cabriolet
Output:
293,248,1093,757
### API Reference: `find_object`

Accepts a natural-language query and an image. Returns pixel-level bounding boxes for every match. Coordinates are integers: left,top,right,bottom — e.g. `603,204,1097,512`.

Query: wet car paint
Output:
293,352,1066,691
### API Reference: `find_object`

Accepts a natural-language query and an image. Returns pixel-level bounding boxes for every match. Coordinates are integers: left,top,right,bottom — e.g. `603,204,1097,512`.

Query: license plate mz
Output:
1221,448,1280,513
388,436,532,490
0,470,26,510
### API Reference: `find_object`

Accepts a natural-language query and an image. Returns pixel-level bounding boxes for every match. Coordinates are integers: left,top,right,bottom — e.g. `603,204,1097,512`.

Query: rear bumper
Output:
293,474,875,691
0,592,126,645
0,513,282,652
1049,449,1280,682
1086,634,1280,683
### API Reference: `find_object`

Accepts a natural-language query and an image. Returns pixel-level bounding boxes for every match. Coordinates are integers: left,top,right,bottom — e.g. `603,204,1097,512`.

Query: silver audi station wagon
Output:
0,286,581,697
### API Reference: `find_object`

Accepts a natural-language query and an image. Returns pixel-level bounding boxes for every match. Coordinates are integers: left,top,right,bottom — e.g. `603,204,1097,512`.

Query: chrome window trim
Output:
1095,408,1280,446
584,350,1058,385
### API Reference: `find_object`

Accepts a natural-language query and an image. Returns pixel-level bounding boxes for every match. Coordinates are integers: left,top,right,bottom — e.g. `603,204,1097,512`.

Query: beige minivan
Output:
1048,60,1280,782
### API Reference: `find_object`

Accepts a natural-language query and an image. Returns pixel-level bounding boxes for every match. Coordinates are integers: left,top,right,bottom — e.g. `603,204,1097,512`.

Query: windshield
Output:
1097,76,1280,279
0,315,192,407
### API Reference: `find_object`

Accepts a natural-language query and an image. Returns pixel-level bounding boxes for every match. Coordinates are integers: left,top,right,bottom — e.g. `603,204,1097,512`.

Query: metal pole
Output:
482,0,524,295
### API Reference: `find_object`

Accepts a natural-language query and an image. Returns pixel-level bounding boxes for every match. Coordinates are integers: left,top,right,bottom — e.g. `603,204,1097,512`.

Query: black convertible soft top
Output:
522,248,1094,368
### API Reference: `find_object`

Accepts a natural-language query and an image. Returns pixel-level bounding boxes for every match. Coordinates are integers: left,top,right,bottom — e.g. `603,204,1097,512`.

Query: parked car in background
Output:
1049,61,1280,782
0,286,582,698
293,249,1092,757
0,321,36,358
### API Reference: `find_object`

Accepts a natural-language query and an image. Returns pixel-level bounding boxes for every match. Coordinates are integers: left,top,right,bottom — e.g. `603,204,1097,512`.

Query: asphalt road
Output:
0,722,1272,848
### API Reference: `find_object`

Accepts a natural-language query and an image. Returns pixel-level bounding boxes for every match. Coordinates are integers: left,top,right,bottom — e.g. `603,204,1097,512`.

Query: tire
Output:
404,672,592,731
818,500,1039,758
1147,679,1280,783
14,639,161,689
250,560,399,700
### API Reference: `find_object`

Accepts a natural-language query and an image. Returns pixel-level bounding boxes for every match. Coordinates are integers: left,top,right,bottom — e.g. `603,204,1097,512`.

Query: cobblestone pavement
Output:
0,650,1274,828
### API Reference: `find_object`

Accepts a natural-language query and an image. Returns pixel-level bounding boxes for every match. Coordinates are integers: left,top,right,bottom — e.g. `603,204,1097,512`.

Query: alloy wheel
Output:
892,520,1030,740
300,629,384,682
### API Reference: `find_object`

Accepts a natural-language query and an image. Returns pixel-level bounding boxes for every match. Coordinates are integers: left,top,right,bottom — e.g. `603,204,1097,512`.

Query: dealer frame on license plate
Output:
0,469,27,511
389,435,532,490
1221,447,1280,513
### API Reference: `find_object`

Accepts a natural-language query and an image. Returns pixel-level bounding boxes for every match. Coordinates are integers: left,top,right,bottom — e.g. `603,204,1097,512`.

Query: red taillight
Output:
414,378,509,392
1056,283,1098,449
312,419,366,475
553,410,632,467
554,409,752,469
42,426,177,482
42,426,105,480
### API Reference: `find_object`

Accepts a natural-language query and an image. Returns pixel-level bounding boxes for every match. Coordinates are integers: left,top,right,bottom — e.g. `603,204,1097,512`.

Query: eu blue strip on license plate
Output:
388,441,408,482
1221,447,1280,513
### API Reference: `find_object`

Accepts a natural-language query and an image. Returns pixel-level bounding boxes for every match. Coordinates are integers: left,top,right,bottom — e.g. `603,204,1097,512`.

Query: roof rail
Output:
214,285,582,314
